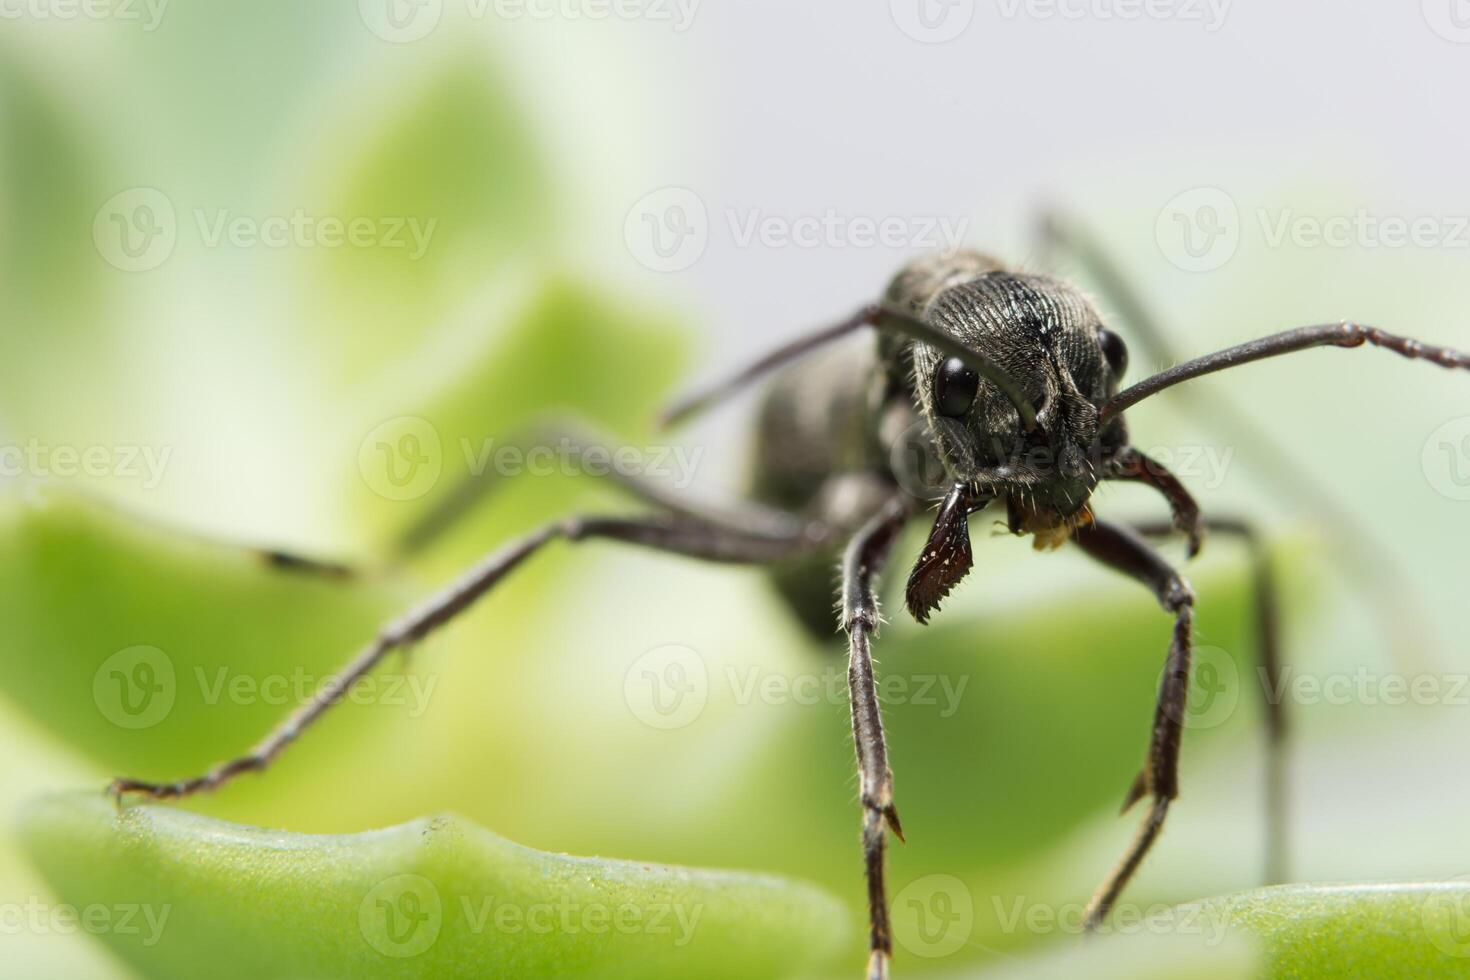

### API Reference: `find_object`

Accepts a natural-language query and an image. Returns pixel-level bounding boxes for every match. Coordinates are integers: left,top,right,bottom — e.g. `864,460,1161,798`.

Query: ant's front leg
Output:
1133,515,1287,885
1107,447,1203,557
839,496,912,980
1110,452,1288,883
1072,520,1196,930
109,510,830,802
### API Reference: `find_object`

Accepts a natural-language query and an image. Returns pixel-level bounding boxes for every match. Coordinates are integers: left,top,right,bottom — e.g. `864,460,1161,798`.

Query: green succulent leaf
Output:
19,793,848,980
968,882,1470,980
339,273,686,562
0,488,409,781
0,59,109,435
294,49,559,388
1200,882,1470,977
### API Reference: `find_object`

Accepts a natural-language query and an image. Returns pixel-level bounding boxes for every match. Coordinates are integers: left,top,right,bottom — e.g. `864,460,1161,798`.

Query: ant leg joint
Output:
1162,576,1195,614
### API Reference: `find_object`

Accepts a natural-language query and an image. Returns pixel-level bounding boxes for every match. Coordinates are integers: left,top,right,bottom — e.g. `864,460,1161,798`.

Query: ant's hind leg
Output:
110,510,830,802
1072,520,1195,930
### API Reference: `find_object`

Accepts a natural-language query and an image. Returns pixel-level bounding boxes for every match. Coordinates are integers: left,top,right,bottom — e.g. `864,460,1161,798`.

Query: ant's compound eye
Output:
1098,328,1129,379
933,356,980,418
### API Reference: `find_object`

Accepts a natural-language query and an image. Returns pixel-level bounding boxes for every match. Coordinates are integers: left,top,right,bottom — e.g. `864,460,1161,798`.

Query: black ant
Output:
110,220,1470,979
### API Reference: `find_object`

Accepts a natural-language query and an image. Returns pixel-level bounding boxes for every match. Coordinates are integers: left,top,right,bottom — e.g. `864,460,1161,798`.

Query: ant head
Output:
890,258,1131,622
894,260,1129,525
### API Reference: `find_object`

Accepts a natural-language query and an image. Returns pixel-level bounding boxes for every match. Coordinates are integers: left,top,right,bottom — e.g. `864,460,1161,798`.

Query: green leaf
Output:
294,49,558,388
0,272,684,828
0,488,409,781
18,793,848,980
965,883,1470,979
339,273,686,561
0,59,109,433
316,542,1277,973
1197,882,1470,977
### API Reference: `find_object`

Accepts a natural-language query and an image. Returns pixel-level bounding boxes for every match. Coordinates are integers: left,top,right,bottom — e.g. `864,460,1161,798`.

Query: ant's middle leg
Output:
395,416,799,558
110,508,834,802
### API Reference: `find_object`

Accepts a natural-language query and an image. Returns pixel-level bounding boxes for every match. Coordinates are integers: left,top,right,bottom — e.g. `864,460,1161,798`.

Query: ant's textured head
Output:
890,256,1131,621
902,263,1128,519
